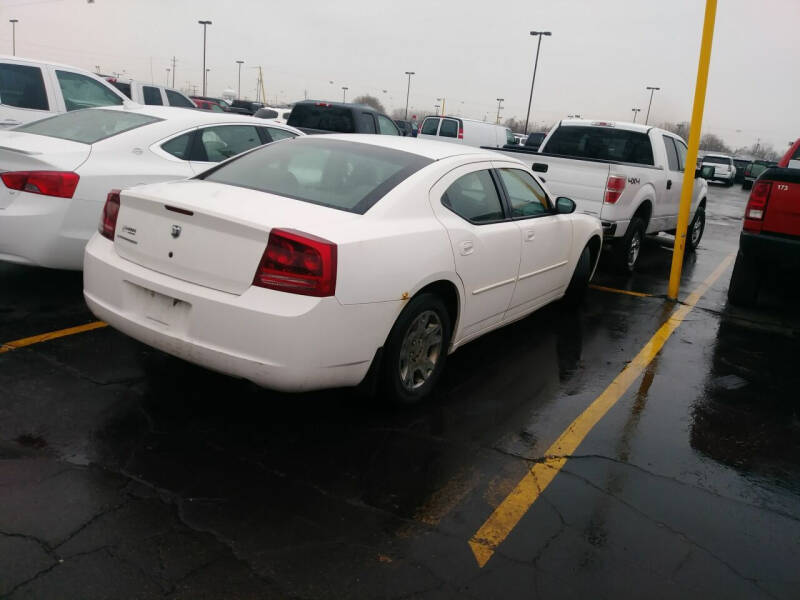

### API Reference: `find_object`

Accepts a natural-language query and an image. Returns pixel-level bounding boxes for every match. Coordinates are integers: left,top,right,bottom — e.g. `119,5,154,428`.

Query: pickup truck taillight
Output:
604,175,626,204
99,189,121,241
253,228,337,297
743,181,771,233
458,127,464,139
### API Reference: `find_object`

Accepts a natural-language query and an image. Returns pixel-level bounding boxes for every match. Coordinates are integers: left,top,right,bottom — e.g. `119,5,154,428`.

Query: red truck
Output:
728,138,800,305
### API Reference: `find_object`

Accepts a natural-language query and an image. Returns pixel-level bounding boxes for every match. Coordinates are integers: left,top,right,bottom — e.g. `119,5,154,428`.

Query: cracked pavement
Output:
1,184,799,598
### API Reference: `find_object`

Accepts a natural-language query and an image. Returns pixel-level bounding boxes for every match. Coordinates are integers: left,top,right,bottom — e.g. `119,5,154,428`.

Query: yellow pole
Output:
667,0,717,300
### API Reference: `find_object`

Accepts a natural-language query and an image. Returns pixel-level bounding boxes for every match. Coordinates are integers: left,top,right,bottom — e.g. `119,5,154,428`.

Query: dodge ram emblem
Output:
171,225,182,239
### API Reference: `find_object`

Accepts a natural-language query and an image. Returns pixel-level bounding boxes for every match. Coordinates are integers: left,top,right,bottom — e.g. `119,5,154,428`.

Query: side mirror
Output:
695,165,715,179
556,197,576,214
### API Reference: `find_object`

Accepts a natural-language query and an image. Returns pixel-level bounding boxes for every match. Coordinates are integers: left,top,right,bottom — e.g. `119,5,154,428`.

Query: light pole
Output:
198,20,212,96
645,86,660,125
236,60,244,99
496,98,504,124
342,86,348,102
9,19,18,56
524,30,551,135
436,98,443,115
166,68,170,85
631,107,641,123
404,71,415,120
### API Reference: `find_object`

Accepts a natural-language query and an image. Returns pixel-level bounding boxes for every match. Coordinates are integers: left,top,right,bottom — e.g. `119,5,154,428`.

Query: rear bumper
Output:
83,234,402,392
739,231,800,268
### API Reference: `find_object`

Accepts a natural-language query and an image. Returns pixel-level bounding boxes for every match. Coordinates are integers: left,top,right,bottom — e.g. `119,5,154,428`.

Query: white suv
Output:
702,154,736,186
0,55,129,128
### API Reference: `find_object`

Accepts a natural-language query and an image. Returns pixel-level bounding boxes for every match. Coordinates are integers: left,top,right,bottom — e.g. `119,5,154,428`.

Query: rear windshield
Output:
703,156,730,165
256,108,279,119
544,125,654,165
287,104,355,132
525,132,545,146
201,138,433,214
14,109,160,144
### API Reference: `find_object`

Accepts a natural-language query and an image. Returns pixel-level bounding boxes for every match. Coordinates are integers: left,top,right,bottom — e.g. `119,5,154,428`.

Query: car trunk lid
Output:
113,179,357,295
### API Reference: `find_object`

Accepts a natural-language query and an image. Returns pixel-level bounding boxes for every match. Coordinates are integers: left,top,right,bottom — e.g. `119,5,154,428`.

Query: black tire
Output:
381,292,452,405
563,246,591,307
613,216,646,273
742,180,753,191
727,251,760,307
726,178,734,187
686,208,705,252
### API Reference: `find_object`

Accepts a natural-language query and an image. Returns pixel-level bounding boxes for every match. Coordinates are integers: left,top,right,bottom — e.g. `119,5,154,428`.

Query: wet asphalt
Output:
1,183,799,599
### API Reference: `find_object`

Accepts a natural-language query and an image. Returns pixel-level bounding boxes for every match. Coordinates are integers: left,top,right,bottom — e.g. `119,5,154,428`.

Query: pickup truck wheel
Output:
382,293,451,405
687,208,705,252
727,251,761,307
614,217,645,273
562,246,591,307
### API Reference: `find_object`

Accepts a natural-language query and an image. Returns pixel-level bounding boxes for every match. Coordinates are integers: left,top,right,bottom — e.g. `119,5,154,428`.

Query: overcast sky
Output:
1,0,797,151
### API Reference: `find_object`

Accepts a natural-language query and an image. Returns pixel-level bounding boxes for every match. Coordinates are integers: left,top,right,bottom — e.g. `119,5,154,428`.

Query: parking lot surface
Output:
1,183,799,599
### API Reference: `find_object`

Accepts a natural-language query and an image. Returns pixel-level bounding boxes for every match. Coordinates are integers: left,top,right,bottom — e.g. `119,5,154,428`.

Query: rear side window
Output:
360,112,376,133
56,70,124,111
420,117,439,135
545,126,654,165
197,125,263,162
166,89,194,107
15,108,159,143
505,129,515,145
439,119,458,138
442,170,504,223
663,136,680,171
201,138,432,214
161,131,194,159
108,80,132,99
0,63,49,110
287,104,356,133
497,169,550,217
142,86,163,105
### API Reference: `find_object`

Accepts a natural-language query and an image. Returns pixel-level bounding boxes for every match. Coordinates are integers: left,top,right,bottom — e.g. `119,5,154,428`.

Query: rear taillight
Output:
253,228,337,297
743,181,771,232
1,171,79,199
457,127,464,139
99,189,121,241
603,175,626,204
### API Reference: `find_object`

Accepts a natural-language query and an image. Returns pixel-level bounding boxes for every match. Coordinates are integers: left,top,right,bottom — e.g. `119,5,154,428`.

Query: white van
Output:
0,55,129,128
104,77,196,109
417,116,514,148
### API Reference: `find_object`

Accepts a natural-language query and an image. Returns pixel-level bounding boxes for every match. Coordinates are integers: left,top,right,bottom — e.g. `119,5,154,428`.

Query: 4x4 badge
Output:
171,225,182,239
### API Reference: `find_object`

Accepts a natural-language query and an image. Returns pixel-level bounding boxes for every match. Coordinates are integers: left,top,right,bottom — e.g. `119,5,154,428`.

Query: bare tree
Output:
699,133,732,154
352,94,386,114
659,121,690,140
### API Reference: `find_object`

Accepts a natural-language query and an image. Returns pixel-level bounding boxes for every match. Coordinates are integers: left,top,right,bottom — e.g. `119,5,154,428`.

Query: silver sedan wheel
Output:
398,310,443,391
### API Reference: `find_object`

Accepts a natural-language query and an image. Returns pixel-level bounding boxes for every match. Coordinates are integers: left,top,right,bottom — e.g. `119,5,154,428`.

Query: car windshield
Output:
201,138,432,214
13,108,160,144
287,104,355,132
703,156,730,165
544,125,654,165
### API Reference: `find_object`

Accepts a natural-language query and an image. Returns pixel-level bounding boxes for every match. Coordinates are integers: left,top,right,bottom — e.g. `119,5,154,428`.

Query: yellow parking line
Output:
589,284,653,298
468,253,735,567
0,321,107,354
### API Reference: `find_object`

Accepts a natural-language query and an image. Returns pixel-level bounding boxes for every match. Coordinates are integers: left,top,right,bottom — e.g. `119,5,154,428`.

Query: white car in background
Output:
83,135,602,403
254,106,292,124
0,55,129,128
417,116,514,148
0,105,301,269
701,153,736,186
103,76,196,109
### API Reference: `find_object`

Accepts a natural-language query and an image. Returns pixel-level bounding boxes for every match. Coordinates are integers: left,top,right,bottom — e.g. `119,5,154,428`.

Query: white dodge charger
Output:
0,105,300,269
83,135,602,403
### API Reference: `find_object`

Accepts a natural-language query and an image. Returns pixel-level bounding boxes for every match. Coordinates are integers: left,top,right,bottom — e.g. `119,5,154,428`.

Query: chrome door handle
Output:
459,241,474,255
525,229,535,241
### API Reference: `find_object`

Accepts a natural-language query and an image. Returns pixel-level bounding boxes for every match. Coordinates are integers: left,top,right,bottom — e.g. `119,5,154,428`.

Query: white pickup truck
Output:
489,119,711,271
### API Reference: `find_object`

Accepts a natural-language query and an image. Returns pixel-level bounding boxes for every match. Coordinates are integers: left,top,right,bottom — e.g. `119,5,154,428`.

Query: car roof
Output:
0,54,99,73
310,134,502,161
295,100,381,113
91,104,297,128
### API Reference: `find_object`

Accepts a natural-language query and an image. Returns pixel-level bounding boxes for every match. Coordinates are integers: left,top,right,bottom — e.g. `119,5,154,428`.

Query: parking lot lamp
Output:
236,61,244,99
631,107,641,122
342,86,348,102
9,19,18,56
198,20,212,95
404,71,415,120
165,68,170,85
496,98,504,124
524,30,551,135
645,86,660,125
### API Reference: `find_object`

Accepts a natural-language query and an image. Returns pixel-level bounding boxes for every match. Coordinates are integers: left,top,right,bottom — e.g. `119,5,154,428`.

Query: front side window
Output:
498,168,550,218
420,117,439,135
0,63,49,110
505,129,516,145
442,170,504,224
198,125,263,162
142,86,163,105
439,118,459,138
166,89,194,107
56,70,123,111
663,136,680,171
545,125,654,165
161,131,194,159
377,114,399,135
201,138,432,214
14,108,159,143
